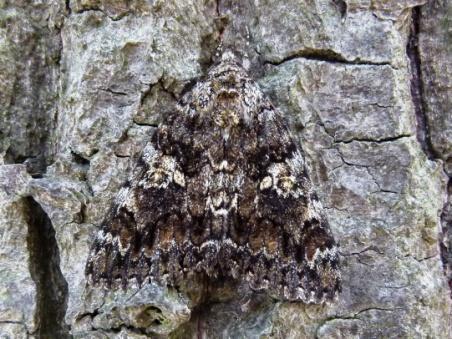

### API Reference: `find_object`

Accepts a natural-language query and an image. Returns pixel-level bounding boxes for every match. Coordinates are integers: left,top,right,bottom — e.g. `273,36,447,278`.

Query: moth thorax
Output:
213,90,241,129
214,109,240,129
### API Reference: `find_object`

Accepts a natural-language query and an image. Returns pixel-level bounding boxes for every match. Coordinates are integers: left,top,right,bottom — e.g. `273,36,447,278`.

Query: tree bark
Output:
0,0,450,338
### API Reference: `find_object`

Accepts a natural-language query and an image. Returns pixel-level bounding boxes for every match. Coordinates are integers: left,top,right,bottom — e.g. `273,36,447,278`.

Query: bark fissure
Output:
406,6,437,161
315,306,403,338
407,5,452,297
71,7,129,21
334,134,413,144
440,177,452,296
264,49,393,67
24,197,70,338
65,0,72,15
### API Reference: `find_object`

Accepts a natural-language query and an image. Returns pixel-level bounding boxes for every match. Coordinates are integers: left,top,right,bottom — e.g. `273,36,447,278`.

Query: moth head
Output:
208,50,246,89
183,52,261,130
208,60,252,129
187,58,246,122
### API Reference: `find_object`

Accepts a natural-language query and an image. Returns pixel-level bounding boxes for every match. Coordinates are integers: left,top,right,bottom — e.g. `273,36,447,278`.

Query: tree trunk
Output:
0,0,450,338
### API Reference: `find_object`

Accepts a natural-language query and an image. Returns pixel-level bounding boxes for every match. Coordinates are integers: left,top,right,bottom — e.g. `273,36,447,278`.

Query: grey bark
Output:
0,0,450,338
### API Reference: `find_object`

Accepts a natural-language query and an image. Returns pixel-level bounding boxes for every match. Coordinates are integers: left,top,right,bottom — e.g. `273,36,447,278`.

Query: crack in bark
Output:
339,246,384,257
407,5,452,298
134,76,178,126
440,177,452,296
316,118,412,145
335,134,412,144
406,6,437,161
70,6,129,21
65,0,72,15
216,0,222,17
264,48,393,67
332,0,347,18
101,88,129,96
335,147,402,195
315,306,403,338
402,253,439,263
132,121,159,128
23,197,70,338
355,307,403,315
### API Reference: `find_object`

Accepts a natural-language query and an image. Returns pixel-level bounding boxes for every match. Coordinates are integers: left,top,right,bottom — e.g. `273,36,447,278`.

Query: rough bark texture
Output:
0,0,450,338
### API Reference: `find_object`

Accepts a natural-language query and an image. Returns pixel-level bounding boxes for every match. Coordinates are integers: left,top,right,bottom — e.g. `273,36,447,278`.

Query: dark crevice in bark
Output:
440,173,451,299
101,88,128,96
408,5,452,298
406,6,438,161
72,7,129,21
440,178,452,297
24,157,47,178
3,153,47,178
332,0,347,18
24,197,70,338
215,0,222,17
132,120,159,128
335,134,412,144
71,149,90,166
4,154,47,179
264,48,392,67
65,0,72,15
139,81,159,108
3,152,27,165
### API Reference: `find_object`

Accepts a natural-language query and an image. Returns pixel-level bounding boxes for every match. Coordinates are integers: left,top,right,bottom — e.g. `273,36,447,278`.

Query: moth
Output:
85,52,341,303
